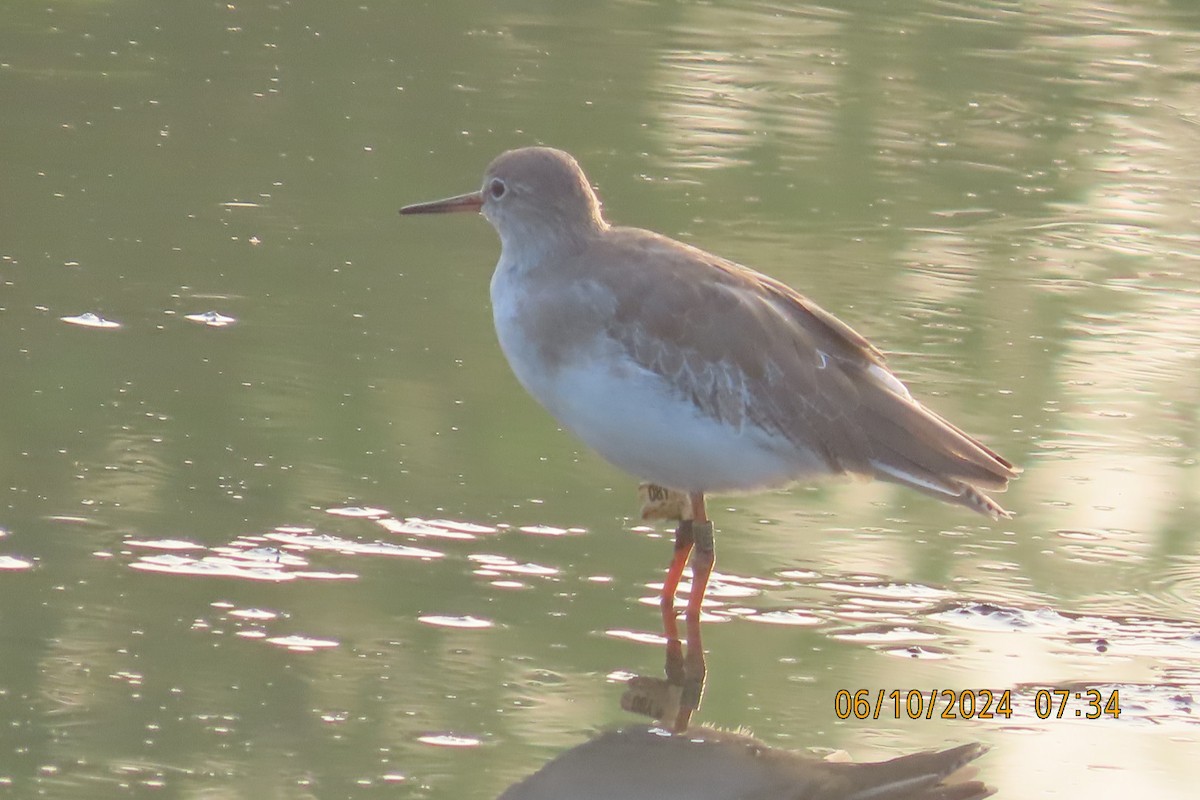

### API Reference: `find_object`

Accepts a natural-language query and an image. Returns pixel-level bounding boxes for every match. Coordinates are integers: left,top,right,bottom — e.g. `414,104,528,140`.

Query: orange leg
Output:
660,520,694,641
685,492,714,622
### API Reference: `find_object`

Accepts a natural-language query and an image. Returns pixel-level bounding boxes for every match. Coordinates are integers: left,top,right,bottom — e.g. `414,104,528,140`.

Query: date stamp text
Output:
833,688,1121,721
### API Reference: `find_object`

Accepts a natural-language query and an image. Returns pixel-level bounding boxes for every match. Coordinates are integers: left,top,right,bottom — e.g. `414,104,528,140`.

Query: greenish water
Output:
3,1,1199,797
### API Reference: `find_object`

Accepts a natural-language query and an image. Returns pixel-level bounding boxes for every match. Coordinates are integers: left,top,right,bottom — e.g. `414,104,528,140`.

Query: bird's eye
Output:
488,178,507,199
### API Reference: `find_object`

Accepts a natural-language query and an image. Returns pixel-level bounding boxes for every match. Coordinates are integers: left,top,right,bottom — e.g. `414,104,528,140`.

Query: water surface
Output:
2,1,1199,797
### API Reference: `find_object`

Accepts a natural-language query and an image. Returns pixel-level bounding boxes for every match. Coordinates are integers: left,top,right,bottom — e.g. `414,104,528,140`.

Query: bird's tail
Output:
858,377,1019,519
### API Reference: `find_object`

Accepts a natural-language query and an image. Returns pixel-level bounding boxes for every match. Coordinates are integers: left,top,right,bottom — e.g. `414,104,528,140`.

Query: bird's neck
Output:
496,217,607,275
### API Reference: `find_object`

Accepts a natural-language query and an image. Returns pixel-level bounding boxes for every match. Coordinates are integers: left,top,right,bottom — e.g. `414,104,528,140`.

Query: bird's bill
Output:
399,190,484,215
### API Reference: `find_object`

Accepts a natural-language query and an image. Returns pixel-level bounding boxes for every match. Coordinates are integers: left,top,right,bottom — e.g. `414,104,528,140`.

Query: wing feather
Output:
583,227,1017,513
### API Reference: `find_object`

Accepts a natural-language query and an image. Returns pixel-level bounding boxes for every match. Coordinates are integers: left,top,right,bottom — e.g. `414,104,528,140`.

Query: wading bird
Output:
401,147,1018,629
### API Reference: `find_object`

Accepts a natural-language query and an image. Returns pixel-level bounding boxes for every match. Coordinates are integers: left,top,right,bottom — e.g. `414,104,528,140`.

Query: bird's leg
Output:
660,519,694,641
685,492,714,622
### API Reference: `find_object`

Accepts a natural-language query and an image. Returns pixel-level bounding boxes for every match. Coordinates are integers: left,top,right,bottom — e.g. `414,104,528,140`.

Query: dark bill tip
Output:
399,190,484,216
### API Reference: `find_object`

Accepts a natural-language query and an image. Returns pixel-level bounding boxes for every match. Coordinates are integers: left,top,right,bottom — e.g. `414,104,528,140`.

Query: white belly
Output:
490,267,817,493
535,354,802,493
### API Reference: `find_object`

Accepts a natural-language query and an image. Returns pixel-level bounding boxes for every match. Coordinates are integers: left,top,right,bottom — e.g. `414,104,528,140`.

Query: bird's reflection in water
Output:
495,486,996,799
500,630,994,800
620,601,706,733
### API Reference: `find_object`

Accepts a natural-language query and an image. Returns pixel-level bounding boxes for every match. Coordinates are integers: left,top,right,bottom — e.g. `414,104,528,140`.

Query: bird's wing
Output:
593,229,880,470
592,229,1017,511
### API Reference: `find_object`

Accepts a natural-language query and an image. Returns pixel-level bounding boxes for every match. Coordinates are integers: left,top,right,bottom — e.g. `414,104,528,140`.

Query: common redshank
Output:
400,147,1019,627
